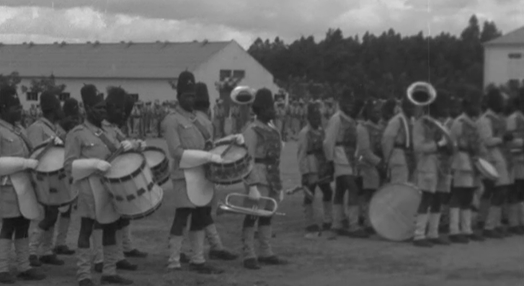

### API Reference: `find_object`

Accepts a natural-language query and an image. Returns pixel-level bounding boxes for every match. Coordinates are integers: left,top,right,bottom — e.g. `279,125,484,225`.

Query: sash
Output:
83,123,118,154
13,126,33,152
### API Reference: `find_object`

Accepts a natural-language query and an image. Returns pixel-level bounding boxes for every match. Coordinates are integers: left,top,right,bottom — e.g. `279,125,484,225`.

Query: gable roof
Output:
0,41,232,79
484,26,524,46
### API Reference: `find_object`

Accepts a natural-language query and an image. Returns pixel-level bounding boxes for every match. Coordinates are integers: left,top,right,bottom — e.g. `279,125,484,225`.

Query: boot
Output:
413,213,431,247
331,204,345,232
304,204,317,232
28,227,44,267
484,206,501,233
206,224,237,260
188,230,206,265
121,226,147,258
115,230,137,271
478,199,490,227
346,206,369,238
101,244,133,285
242,227,258,269
15,238,46,281
427,213,450,245
77,248,93,282
508,203,521,230
322,201,333,229
448,208,460,236
40,227,64,265
0,239,15,284
54,217,75,255
463,208,485,241
258,225,274,259
92,229,104,266
167,236,183,270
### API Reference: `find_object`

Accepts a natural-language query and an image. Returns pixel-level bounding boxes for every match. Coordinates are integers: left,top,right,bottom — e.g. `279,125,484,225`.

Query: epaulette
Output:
70,124,85,133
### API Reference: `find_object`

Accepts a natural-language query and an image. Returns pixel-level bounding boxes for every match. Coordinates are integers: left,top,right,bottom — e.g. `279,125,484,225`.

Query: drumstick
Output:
34,139,55,161
220,141,236,158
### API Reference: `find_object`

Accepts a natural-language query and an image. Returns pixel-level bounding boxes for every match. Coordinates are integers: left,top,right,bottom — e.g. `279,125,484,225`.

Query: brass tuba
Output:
407,81,437,107
231,86,256,105
216,193,285,217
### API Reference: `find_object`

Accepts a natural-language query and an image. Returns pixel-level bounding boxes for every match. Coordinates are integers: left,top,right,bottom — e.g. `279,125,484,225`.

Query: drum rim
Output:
474,158,499,179
143,146,167,154
31,143,65,174
208,163,253,185
38,195,78,208
103,156,147,183
208,153,251,168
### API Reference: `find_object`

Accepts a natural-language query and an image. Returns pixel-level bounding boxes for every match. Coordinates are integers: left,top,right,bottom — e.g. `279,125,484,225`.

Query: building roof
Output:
484,26,524,46
0,41,232,79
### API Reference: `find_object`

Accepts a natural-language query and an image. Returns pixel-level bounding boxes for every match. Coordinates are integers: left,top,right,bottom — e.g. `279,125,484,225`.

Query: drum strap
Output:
13,127,33,152
83,123,118,153
192,118,212,144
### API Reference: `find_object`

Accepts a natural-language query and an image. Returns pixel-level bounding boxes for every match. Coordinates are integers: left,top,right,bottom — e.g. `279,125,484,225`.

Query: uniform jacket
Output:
381,112,411,169
412,117,439,176
27,117,66,147
506,111,524,179
323,111,357,176
356,120,383,189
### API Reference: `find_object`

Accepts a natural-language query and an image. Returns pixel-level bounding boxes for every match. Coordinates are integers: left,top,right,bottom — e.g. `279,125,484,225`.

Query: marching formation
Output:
1,73,523,286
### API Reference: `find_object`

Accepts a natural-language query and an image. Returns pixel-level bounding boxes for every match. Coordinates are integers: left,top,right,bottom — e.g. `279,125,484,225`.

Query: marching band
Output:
1,75,523,285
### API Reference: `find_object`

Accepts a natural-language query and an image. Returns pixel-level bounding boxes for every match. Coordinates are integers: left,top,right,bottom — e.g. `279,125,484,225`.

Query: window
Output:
233,70,246,79
59,92,70,101
129,94,139,101
26,92,38,101
508,53,523,59
220,70,232,81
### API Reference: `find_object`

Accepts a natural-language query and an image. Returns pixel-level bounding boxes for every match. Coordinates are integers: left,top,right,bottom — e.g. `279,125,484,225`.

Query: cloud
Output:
0,0,523,47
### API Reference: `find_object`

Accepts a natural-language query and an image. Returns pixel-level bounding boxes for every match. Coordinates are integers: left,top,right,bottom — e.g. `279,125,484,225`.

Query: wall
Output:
17,77,177,109
194,41,279,114
484,45,524,87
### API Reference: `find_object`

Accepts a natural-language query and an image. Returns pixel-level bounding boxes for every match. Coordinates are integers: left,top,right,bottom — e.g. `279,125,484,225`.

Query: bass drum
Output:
369,183,421,241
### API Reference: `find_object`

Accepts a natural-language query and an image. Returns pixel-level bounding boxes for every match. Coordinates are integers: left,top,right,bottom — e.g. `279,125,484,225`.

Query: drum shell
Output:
103,153,163,220
205,144,253,185
32,169,78,207
369,183,421,241
143,146,169,186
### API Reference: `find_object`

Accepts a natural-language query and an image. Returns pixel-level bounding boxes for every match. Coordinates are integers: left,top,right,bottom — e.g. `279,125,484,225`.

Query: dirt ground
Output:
19,139,524,286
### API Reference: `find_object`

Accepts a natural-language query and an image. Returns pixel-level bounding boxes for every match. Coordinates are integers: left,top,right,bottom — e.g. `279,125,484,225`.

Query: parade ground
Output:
25,139,524,286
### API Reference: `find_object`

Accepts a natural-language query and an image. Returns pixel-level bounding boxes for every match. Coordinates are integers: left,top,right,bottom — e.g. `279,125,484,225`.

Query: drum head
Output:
32,146,64,173
477,158,499,179
105,153,144,179
208,145,247,163
144,149,166,167
369,183,421,242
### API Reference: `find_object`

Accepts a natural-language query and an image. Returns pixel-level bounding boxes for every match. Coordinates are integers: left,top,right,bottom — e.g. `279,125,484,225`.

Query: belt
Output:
255,158,279,165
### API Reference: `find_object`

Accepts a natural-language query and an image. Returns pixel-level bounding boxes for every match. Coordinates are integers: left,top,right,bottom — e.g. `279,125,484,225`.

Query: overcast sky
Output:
0,0,523,48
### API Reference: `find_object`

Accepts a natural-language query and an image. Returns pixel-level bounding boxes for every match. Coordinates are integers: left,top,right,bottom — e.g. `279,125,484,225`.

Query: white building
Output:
0,40,279,110
484,26,524,87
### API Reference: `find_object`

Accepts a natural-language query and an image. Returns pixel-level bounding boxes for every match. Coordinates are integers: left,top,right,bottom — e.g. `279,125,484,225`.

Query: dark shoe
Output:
17,268,46,281
54,245,75,255
364,226,375,235
258,255,288,265
123,249,147,258
94,262,103,273
78,279,96,286
468,233,485,241
116,260,138,271
508,226,524,235
243,258,260,270
180,253,190,263
322,222,332,231
332,228,351,236
0,272,15,284
413,239,433,247
347,229,370,238
496,227,511,237
29,255,42,267
40,254,65,265
188,263,224,274
305,224,320,232
100,275,133,285
483,229,504,239
342,219,350,229
429,236,451,245
209,249,238,261
449,234,469,244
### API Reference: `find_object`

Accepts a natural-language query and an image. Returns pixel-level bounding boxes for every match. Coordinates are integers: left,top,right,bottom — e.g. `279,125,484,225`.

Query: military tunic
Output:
381,112,412,184
0,119,32,218
506,111,524,179
450,114,482,187
356,120,384,190
413,117,441,193
297,125,331,185
324,111,357,177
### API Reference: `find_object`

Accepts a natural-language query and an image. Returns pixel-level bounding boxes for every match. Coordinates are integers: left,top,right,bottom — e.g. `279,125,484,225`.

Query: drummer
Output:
241,88,288,269
297,102,334,237
448,89,485,243
324,88,368,238
356,99,386,234
162,71,228,274
64,84,134,286
53,98,82,256
0,86,46,283
92,87,146,274
26,90,67,267
477,88,514,238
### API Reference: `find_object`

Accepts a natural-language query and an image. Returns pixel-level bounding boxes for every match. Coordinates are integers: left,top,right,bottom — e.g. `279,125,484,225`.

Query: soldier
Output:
274,96,287,142
27,90,67,267
213,99,225,138
29,104,38,125
297,102,334,237
324,88,368,238
448,89,485,243
241,88,288,270
356,99,386,233
64,84,134,285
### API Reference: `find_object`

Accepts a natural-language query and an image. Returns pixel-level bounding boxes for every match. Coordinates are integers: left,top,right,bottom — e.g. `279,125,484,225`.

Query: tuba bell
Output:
407,81,437,107
231,86,256,105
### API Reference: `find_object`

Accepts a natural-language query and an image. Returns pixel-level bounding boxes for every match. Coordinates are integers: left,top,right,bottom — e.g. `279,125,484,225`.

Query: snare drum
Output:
474,158,499,181
205,142,253,185
30,143,78,207
102,152,163,220
369,183,421,241
143,146,169,186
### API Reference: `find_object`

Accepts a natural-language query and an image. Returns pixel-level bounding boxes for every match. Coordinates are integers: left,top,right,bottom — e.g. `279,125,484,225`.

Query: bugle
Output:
216,193,285,217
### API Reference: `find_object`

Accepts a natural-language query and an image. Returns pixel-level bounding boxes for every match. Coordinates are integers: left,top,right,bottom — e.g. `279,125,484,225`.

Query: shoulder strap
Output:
83,123,118,153
13,126,33,152
192,118,211,142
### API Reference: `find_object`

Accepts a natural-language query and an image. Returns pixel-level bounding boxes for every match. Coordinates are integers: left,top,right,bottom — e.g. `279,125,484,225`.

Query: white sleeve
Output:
71,159,105,182
179,150,213,169
0,157,32,176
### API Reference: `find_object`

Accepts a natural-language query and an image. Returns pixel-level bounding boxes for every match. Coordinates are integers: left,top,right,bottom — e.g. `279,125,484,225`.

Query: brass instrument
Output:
407,81,437,107
231,86,256,105
216,193,285,217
